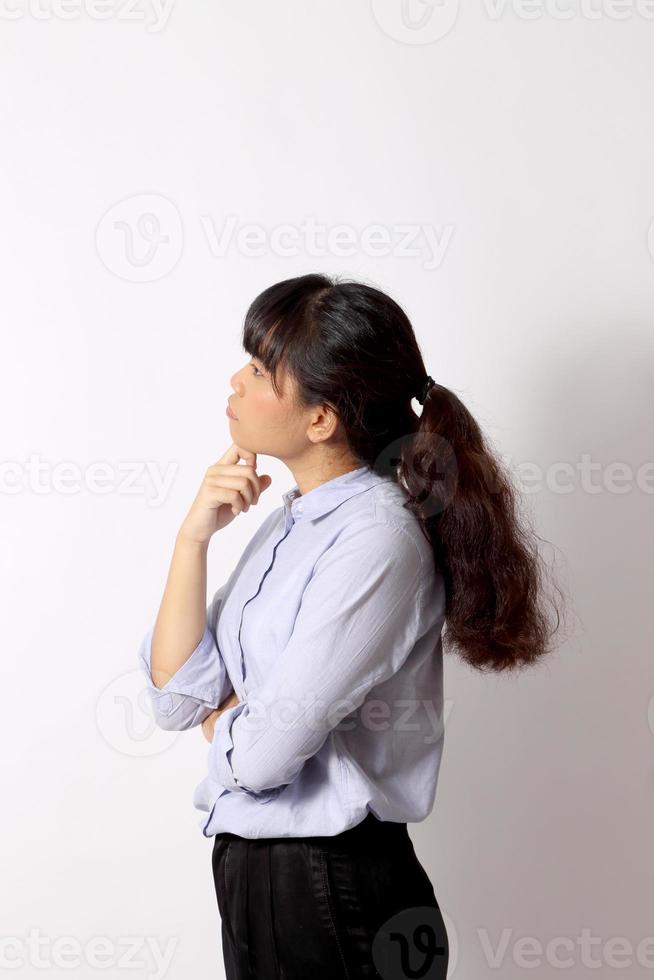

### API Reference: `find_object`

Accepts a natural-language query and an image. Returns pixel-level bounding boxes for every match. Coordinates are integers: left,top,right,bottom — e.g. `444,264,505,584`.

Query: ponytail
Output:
399,383,565,673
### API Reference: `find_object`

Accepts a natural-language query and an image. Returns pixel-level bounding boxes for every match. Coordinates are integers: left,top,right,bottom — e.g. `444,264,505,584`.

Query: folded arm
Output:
138,584,234,730
207,521,427,801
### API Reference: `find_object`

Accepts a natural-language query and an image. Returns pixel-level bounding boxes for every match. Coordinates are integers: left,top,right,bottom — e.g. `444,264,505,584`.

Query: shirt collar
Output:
281,464,388,527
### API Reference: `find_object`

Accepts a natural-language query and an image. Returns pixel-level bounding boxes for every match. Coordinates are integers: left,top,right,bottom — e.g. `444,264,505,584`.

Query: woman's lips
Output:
226,403,238,419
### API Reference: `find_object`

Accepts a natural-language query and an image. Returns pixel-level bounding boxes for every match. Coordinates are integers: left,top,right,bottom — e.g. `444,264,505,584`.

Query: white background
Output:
2,2,653,978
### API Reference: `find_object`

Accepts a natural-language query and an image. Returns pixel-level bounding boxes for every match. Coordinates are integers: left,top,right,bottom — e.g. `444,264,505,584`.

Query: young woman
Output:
138,273,562,980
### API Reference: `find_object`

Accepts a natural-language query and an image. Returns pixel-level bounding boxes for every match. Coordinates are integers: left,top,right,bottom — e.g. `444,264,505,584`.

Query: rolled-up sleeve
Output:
138,584,234,731
207,521,426,797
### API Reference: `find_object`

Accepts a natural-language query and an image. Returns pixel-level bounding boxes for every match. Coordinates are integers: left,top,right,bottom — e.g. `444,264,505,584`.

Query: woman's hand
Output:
201,689,241,743
178,443,273,547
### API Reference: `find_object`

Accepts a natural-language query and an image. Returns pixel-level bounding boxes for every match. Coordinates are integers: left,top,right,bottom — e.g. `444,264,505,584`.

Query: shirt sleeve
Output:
138,584,234,731
207,521,427,798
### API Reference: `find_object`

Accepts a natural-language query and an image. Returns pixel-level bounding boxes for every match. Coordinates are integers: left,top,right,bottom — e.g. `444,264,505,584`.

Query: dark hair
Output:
242,272,566,673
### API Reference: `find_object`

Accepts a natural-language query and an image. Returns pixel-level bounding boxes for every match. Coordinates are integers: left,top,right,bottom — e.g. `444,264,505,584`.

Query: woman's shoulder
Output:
339,476,434,573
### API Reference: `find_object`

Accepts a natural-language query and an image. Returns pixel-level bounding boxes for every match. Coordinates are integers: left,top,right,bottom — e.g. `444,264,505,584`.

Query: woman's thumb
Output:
259,474,273,491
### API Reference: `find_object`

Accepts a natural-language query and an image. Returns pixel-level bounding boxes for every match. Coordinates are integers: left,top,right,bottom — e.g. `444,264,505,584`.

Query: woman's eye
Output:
251,364,263,377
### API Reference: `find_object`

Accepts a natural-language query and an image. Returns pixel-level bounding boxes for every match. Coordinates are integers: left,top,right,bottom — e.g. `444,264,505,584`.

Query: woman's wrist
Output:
202,692,241,743
175,527,211,553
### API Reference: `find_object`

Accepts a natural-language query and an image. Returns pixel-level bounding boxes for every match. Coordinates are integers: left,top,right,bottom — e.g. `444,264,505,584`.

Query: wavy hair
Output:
241,272,566,673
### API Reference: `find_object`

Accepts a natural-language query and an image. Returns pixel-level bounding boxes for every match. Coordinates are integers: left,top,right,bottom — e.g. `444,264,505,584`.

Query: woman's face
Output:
227,356,322,460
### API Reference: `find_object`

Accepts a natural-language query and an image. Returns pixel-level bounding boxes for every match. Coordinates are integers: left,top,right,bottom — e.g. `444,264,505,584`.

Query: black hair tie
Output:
416,375,436,405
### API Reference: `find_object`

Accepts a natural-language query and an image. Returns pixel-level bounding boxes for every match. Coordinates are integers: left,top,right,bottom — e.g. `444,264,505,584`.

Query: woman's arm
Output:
150,534,210,689
137,582,234,731
138,443,272,731
150,445,269,685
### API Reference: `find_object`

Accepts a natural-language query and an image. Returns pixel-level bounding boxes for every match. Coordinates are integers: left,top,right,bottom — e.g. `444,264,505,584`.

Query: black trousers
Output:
211,811,449,979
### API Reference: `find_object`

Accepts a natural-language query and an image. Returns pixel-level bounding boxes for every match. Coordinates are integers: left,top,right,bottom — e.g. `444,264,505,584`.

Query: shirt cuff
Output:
208,701,282,804
138,623,231,728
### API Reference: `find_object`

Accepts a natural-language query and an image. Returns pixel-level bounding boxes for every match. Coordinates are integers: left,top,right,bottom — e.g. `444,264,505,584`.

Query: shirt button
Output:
297,502,303,512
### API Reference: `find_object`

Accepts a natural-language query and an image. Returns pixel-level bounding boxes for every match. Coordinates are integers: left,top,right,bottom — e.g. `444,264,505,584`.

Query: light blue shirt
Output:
138,464,447,839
